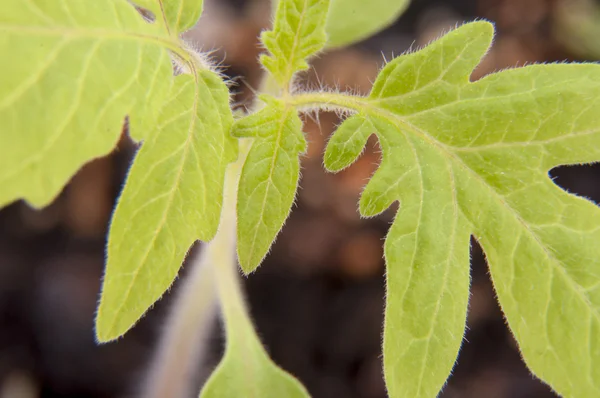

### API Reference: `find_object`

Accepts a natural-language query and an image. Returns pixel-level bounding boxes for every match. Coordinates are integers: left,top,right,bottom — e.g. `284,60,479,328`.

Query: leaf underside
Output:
324,21,600,397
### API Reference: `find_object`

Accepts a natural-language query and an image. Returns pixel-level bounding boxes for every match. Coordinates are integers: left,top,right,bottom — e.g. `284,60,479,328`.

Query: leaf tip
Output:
238,255,262,276
93,292,136,344
94,311,122,344
470,19,495,41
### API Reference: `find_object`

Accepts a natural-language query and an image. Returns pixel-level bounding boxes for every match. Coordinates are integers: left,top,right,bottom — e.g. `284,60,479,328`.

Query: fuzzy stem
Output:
141,141,249,398
290,91,366,110
141,242,217,398
209,142,257,343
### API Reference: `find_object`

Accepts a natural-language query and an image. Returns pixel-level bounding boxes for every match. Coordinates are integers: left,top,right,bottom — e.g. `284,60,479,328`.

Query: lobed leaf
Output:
0,0,172,208
96,70,237,342
132,0,204,34
233,96,306,273
324,21,600,397
325,0,410,48
261,0,330,88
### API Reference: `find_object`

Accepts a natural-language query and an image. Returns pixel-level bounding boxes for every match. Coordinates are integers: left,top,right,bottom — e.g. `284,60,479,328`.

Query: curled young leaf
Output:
261,0,330,88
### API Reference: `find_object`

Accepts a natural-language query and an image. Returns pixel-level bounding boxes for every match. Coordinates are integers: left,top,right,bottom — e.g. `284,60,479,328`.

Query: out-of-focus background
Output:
2,0,600,397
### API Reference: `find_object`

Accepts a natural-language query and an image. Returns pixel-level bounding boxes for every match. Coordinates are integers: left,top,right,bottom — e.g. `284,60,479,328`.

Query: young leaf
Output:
132,0,204,34
0,0,173,208
325,0,410,48
96,70,237,342
201,330,309,398
261,0,330,88
233,96,306,273
323,21,600,397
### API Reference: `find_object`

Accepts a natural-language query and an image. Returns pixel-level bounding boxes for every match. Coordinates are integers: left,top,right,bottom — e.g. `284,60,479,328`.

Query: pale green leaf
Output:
96,70,237,342
325,0,410,48
324,21,600,397
200,266,309,397
261,0,330,88
327,113,472,398
200,310,309,398
233,96,306,273
132,0,204,34
0,0,172,208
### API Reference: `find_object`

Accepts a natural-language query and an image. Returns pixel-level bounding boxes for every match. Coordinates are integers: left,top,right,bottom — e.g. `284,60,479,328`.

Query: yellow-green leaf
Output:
0,0,173,208
96,70,237,342
233,96,306,273
323,21,600,397
261,0,330,88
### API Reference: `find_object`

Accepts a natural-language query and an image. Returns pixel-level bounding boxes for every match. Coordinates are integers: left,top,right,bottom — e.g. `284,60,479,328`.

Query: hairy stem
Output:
141,241,217,398
288,91,366,113
210,141,256,342
141,142,249,398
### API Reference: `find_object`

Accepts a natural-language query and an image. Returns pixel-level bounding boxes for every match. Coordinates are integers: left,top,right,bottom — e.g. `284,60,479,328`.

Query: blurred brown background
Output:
1,0,600,397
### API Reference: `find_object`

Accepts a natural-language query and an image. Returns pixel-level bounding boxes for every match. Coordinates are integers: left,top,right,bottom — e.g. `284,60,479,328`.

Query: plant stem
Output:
142,141,249,398
203,140,255,344
288,91,366,113
141,242,217,398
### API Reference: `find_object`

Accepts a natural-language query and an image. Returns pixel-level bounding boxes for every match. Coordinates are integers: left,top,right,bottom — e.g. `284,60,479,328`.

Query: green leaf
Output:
233,96,306,273
201,329,310,398
0,0,173,208
324,21,600,397
132,0,204,34
96,70,237,342
325,0,410,48
326,115,472,398
261,0,330,88
200,283,309,398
